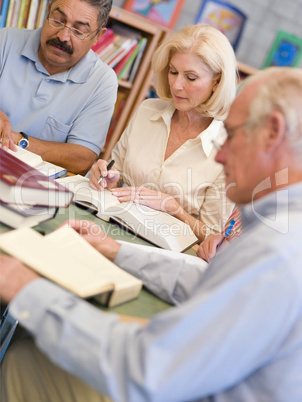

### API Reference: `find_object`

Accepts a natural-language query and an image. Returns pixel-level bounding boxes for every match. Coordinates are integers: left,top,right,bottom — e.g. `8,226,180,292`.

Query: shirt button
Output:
46,79,50,82
21,310,30,320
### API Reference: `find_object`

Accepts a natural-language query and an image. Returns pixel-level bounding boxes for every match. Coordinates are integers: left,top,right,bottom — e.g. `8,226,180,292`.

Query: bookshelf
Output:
99,7,168,160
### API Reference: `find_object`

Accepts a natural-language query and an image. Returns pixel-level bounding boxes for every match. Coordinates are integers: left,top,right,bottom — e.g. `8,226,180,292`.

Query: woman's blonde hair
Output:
152,24,238,120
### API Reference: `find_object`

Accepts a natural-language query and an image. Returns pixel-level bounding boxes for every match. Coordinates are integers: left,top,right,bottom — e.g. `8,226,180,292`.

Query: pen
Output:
217,219,235,249
97,159,115,184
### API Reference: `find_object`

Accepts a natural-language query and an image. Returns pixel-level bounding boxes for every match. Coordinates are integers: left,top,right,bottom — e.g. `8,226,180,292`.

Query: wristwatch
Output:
18,132,29,149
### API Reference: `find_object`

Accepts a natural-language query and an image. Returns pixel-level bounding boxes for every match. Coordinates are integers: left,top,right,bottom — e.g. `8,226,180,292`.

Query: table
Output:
1,202,197,319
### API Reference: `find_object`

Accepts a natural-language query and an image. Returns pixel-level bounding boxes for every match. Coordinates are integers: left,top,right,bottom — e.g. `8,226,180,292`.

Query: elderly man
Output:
0,0,117,175
1,67,302,401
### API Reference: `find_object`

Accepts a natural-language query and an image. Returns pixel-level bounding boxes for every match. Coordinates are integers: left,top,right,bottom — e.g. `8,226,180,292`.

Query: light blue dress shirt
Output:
9,183,302,401
0,27,118,155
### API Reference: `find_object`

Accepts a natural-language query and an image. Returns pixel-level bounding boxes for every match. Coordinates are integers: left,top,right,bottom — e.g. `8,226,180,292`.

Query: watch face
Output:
19,138,29,149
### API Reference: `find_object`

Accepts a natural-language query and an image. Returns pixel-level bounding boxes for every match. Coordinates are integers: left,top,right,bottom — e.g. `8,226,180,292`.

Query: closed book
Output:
0,148,73,208
0,201,57,229
0,226,143,307
58,176,199,253
7,146,68,179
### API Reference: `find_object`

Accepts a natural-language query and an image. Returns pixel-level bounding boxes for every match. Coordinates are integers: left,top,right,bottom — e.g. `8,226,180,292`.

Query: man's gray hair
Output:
241,67,302,153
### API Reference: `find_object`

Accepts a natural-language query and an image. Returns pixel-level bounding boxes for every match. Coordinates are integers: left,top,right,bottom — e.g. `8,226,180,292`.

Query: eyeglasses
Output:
212,121,247,152
47,17,99,40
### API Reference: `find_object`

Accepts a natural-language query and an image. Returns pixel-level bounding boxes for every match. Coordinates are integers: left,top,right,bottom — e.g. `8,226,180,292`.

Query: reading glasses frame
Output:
47,17,100,40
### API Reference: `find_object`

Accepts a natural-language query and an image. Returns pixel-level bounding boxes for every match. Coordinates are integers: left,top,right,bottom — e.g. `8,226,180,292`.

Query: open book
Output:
0,225,142,307
7,147,67,179
57,175,199,253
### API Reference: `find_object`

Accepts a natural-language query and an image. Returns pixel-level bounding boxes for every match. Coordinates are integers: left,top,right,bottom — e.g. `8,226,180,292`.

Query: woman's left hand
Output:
110,186,181,215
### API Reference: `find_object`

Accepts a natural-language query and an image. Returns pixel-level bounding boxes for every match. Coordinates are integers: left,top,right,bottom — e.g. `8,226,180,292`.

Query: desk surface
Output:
1,202,198,319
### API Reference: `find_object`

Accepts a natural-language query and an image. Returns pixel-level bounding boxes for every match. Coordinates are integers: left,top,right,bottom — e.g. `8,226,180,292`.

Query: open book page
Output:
0,226,142,306
107,203,198,252
57,175,120,221
7,147,67,179
57,175,198,252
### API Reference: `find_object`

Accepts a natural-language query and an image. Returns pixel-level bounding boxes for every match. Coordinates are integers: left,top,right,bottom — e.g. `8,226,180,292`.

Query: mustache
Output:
46,38,73,55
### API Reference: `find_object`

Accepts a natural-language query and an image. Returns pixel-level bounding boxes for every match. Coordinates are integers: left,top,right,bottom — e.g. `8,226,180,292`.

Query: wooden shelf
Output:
101,6,166,161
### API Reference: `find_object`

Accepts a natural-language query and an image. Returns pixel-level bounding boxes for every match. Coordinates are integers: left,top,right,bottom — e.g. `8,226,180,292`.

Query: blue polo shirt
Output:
0,27,118,155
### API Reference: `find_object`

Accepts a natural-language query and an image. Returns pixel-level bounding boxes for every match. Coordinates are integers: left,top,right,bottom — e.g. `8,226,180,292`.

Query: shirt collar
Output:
150,102,224,158
21,28,96,83
240,181,302,230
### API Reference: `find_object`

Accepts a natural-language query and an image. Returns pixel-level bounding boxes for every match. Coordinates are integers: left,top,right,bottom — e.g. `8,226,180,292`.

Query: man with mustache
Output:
1,67,302,401
0,0,117,175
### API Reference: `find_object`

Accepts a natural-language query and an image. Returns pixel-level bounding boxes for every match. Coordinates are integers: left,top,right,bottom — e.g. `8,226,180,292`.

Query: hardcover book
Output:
0,225,143,307
7,146,67,179
0,148,73,208
58,175,198,253
0,201,57,229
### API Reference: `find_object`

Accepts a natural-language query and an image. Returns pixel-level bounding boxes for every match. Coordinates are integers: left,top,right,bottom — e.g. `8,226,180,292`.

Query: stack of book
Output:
0,0,49,29
0,148,73,229
92,25,148,83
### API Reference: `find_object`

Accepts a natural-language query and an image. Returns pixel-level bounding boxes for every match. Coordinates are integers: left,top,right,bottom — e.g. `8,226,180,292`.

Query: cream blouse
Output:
111,98,234,235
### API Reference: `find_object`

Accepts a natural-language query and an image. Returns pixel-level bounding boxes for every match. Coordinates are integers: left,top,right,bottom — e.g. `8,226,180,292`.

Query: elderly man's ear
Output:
265,111,287,153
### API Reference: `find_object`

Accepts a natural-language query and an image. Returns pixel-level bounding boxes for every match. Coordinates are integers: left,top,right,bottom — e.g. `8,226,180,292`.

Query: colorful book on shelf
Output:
127,37,148,83
0,0,10,28
7,146,68,179
0,201,57,229
8,0,21,28
0,148,73,208
0,225,143,307
91,28,115,54
117,36,147,81
57,175,199,253
35,0,48,28
114,40,139,77
26,0,39,29
107,38,138,69
17,0,30,28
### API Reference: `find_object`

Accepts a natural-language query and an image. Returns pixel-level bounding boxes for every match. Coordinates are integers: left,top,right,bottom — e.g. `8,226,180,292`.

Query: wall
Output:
113,0,302,69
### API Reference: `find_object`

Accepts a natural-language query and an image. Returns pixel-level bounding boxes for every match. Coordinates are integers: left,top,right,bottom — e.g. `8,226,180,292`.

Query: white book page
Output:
57,175,119,215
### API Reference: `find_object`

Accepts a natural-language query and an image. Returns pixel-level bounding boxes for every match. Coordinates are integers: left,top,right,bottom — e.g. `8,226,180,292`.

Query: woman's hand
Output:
89,159,120,190
110,186,181,215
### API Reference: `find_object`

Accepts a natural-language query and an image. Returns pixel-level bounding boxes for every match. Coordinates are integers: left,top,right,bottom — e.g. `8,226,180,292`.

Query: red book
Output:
91,28,115,54
0,148,74,207
114,41,138,76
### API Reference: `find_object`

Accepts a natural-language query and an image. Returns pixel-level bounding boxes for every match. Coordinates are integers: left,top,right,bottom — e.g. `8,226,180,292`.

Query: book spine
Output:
0,0,10,28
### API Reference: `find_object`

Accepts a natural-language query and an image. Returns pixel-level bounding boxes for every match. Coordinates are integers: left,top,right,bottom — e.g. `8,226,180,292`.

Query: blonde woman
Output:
90,24,238,241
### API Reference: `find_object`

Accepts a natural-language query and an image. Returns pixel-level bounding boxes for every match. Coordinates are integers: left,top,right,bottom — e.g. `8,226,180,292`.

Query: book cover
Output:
0,148,73,208
7,147,68,179
0,226,143,307
57,175,198,253
0,201,57,229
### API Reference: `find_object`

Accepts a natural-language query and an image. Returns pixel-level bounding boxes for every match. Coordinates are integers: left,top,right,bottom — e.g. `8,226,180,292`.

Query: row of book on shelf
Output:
92,24,148,84
0,0,49,29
